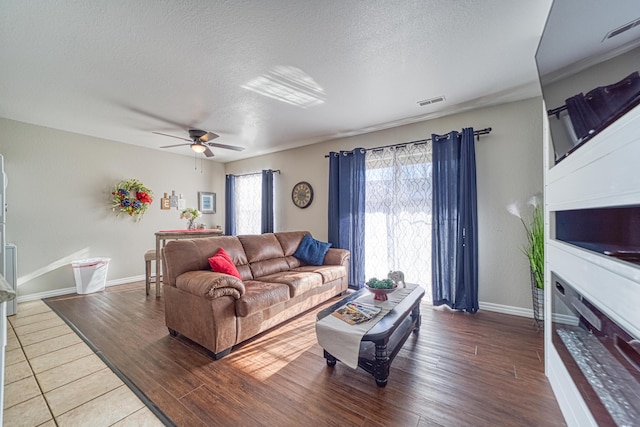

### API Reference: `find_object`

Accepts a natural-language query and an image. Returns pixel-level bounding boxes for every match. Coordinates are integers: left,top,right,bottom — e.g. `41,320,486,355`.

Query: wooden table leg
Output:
373,342,390,387
412,305,421,333
324,350,337,367
155,236,161,297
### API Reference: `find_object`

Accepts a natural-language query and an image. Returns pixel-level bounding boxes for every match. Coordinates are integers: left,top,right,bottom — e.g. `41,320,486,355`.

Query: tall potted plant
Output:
508,195,544,327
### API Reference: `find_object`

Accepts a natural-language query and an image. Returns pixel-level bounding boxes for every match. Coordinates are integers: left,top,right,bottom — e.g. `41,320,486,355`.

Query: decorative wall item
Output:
180,207,201,229
291,181,313,208
177,194,186,210
160,193,171,210
198,192,216,214
169,191,178,208
111,178,154,221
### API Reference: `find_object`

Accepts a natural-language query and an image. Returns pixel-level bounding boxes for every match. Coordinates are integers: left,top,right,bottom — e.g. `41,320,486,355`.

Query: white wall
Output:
0,118,225,298
225,97,543,310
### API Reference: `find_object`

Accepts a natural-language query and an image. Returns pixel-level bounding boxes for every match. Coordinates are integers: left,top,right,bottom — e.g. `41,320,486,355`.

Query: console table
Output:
153,228,223,296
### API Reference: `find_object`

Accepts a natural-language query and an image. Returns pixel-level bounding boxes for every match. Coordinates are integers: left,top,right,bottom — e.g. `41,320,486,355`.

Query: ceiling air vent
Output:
417,96,445,107
603,17,640,41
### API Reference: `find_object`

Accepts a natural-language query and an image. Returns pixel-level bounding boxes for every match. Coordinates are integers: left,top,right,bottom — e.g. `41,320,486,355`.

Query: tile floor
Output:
4,300,165,427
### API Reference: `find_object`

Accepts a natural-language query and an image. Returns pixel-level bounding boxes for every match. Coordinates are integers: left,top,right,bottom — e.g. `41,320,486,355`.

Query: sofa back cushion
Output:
275,231,308,269
163,236,253,285
238,233,289,278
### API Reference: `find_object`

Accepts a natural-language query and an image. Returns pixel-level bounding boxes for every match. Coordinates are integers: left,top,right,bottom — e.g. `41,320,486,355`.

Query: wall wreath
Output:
111,178,154,221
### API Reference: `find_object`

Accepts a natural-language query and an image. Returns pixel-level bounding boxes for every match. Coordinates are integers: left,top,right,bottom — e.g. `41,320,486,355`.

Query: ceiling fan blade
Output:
206,142,245,152
199,132,219,142
160,143,192,149
153,131,190,142
203,147,215,158
128,106,190,129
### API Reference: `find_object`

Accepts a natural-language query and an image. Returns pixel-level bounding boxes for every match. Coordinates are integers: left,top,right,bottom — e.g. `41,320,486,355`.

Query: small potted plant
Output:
365,277,397,301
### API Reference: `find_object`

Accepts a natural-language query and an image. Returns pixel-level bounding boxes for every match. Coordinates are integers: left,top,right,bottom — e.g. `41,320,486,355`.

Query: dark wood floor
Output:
45,282,565,427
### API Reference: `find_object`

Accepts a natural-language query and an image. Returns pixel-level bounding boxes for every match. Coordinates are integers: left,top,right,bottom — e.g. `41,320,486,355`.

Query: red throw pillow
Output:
208,248,242,279
216,247,233,264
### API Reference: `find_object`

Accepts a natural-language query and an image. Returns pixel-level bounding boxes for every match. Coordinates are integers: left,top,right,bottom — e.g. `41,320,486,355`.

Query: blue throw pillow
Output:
293,234,332,266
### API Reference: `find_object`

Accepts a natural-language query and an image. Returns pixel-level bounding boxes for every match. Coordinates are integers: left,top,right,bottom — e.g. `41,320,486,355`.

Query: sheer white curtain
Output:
365,143,433,298
235,174,262,235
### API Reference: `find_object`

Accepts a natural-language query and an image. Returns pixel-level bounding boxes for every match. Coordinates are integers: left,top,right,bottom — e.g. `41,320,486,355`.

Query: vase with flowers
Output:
180,208,201,230
507,194,544,327
111,179,154,222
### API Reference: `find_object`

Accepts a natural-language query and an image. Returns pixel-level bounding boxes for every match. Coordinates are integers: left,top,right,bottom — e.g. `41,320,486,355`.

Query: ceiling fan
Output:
154,129,245,158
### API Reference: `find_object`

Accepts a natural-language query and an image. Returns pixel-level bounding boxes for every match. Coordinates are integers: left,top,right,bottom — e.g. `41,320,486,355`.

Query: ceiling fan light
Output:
191,143,207,153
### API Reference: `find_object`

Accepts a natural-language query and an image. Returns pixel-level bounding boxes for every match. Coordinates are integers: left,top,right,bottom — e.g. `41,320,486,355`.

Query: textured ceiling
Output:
536,0,640,80
0,0,553,162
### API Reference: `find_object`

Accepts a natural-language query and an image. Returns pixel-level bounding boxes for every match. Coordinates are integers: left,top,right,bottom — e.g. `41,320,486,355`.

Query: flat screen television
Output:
536,0,640,164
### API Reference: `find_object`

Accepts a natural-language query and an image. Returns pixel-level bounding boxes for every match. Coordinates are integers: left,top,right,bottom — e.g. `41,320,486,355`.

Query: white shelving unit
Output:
544,104,640,426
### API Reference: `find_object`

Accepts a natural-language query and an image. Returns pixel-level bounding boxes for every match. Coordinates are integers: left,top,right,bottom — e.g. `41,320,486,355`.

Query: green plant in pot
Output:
365,277,397,301
507,195,544,289
365,278,395,289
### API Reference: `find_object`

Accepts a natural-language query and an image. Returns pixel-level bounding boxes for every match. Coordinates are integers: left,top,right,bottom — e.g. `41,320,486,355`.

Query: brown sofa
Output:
161,231,350,359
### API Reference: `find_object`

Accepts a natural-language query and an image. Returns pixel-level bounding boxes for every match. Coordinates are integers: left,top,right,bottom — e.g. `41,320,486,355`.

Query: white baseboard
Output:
479,301,534,319
16,275,145,303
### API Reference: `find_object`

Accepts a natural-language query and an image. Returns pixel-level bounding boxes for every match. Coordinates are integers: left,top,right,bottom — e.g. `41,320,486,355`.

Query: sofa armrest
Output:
324,248,350,267
176,271,245,300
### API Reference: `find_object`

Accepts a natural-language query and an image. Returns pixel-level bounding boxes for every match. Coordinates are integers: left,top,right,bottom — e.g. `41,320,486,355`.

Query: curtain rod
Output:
547,105,567,118
324,127,492,157
227,169,280,178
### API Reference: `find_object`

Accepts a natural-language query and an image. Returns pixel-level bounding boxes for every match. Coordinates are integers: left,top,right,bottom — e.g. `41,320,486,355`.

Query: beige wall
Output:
0,96,543,311
0,118,225,298
226,97,544,310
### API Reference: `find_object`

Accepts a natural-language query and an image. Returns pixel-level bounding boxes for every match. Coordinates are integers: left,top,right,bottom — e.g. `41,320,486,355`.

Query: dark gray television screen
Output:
536,0,640,164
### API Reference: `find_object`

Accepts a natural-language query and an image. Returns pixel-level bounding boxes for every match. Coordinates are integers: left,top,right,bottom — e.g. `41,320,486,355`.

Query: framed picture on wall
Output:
198,192,216,214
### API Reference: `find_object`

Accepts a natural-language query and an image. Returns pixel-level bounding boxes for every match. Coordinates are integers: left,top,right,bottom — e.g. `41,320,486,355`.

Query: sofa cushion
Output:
293,265,347,284
235,281,291,317
239,233,292,278
293,234,332,265
163,236,254,285
275,231,309,256
257,271,324,297
275,231,308,269
249,258,291,279
239,233,285,263
176,270,245,299
208,248,242,279
284,255,303,270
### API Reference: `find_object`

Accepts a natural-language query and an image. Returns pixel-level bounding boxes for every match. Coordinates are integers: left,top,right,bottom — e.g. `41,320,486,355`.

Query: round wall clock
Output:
292,181,313,209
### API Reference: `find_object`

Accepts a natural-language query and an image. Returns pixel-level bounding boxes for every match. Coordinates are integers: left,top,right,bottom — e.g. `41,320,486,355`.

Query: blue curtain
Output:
431,128,478,312
328,149,365,289
225,174,236,236
261,170,274,233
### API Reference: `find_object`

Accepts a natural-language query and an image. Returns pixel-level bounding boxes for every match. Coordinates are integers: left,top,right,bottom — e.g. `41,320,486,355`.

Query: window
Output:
364,143,433,297
234,173,262,235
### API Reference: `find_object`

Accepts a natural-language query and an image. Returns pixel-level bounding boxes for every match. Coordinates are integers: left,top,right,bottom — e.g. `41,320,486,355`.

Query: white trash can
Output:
72,258,110,294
